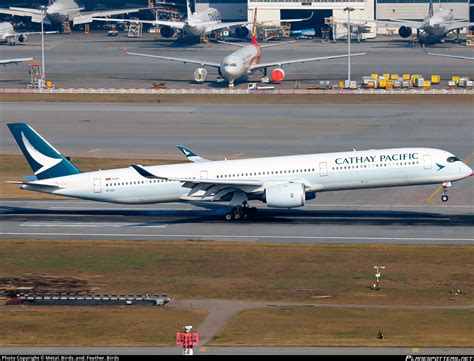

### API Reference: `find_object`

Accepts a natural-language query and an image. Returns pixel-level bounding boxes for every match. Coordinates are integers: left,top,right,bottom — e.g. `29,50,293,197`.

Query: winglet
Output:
130,164,161,179
177,145,210,163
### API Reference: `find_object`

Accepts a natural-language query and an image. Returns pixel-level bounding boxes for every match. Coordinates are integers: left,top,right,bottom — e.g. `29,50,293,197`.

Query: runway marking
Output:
21,222,167,228
1,232,473,243
88,148,102,153
424,151,474,204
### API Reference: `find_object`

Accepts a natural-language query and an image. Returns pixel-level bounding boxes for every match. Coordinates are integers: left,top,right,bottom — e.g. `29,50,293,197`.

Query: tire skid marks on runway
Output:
21,222,167,228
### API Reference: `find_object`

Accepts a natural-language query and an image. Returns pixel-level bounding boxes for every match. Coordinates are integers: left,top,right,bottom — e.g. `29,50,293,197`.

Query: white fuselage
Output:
220,44,260,84
0,22,14,42
184,8,221,36
45,0,82,24
24,148,472,205
422,9,455,38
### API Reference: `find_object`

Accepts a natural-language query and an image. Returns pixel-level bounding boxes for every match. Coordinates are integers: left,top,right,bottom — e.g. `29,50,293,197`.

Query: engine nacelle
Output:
17,34,28,43
160,26,176,38
235,26,249,38
271,68,285,83
265,182,305,208
398,26,412,38
193,67,208,83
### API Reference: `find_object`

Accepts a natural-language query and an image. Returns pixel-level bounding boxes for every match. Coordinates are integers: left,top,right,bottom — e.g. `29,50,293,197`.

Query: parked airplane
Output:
7,123,472,221
0,0,144,28
93,0,312,40
126,9,365,87
375,0,474,44
0,57,34,65
0,22,56,45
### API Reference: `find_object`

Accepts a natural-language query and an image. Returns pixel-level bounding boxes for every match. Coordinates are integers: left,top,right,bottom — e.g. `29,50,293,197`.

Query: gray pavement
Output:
1,102,473,160
0,32,473,89
1,199,473,244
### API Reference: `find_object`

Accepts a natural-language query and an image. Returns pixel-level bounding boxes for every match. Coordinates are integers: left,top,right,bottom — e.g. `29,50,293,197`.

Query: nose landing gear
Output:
441,181,451,202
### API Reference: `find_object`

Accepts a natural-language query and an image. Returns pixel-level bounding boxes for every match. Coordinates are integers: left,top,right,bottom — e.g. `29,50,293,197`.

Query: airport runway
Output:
1,102,473,159
1,199,473,244
1,32,474,89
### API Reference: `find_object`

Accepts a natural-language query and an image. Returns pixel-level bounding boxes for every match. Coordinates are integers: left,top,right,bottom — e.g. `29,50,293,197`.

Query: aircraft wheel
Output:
225,213,233,221
441,194,449,202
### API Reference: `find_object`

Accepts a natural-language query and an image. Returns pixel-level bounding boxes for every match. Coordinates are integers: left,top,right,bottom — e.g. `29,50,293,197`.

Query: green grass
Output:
210,307,474,346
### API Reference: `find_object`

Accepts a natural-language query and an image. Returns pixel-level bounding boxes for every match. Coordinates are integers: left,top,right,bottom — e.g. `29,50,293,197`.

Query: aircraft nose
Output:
465,164,473,177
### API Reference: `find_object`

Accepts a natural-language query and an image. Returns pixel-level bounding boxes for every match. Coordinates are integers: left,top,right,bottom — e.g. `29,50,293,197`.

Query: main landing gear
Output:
225,202,258,221
441,181,451,202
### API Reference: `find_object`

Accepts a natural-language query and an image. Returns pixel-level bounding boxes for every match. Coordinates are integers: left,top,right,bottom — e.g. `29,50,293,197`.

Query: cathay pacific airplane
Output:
7,123,472,221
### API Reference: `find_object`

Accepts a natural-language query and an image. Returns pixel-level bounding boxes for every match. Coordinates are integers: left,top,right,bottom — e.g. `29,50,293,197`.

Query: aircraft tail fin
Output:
428,0,434,17
7,123,80,180
251,8,258,45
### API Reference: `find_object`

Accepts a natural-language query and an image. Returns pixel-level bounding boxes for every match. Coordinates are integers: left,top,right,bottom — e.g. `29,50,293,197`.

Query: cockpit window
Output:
447,156,460,163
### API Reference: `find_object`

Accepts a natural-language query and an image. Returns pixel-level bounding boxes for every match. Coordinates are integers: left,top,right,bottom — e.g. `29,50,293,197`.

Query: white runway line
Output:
20,222,167,228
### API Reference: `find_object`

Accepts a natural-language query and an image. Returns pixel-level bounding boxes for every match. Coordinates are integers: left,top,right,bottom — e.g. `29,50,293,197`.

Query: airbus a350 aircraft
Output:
93,0,311,40
126,9,365,87
375,0,474,44
0,22,56,45
0,0,144,28
7,123,472,221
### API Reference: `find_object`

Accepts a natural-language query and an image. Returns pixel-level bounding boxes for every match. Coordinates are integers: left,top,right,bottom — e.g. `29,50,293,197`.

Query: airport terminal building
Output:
194,0,471,37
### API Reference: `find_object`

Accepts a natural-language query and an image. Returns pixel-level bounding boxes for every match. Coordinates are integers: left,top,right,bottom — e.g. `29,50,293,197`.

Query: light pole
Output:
344,7,355,87
40,5,46,88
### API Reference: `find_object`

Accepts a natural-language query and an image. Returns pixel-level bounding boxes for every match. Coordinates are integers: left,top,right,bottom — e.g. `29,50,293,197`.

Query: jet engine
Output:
17,34,28,43
265,182,305,208
398,26,412,38
235,26,249,38
193,67,208,83
271,68,285,83
160,26,176,38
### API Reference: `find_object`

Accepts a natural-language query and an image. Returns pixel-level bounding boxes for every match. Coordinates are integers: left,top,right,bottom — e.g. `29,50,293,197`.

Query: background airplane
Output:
0,22,56,45
7,123,472,222
375,0,474,44
0,0,145,29
126,9,365,87
0,57,34,65
92,0,312,40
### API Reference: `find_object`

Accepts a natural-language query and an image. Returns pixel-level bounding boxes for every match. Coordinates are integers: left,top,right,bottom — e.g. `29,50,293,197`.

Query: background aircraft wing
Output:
206,13,314,33
0,57,34,65
251,52,366,70
177,145,211,163
0,7,45,23
90,17,186,29
126,50,221,68
444,21,474,31
73,7,145,25
374,19,424,29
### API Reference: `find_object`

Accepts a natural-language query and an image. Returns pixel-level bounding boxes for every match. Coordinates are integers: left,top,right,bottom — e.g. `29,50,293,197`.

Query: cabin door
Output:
319,162,328,177
423,155,432,169
93,178,102,193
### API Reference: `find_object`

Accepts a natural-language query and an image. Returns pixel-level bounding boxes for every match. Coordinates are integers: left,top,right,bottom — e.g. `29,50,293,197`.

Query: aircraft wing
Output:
444,21,474,31
205,13,314,33
73,7,145,25
374,19,424,29
126,50,221,68
0,7,45,23
130,164,263,201
177,145,211,163
251,52,366,71
90,17,186,29
0,57,34,65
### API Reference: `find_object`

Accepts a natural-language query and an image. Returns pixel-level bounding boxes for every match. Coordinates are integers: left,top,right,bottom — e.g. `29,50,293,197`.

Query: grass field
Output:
0,305,206,346
0,154,179,199
1,240,472,306
210,307,474,347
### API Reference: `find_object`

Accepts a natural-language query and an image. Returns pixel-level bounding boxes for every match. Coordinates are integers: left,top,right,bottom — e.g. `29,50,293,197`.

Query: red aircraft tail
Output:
251,8,258,45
